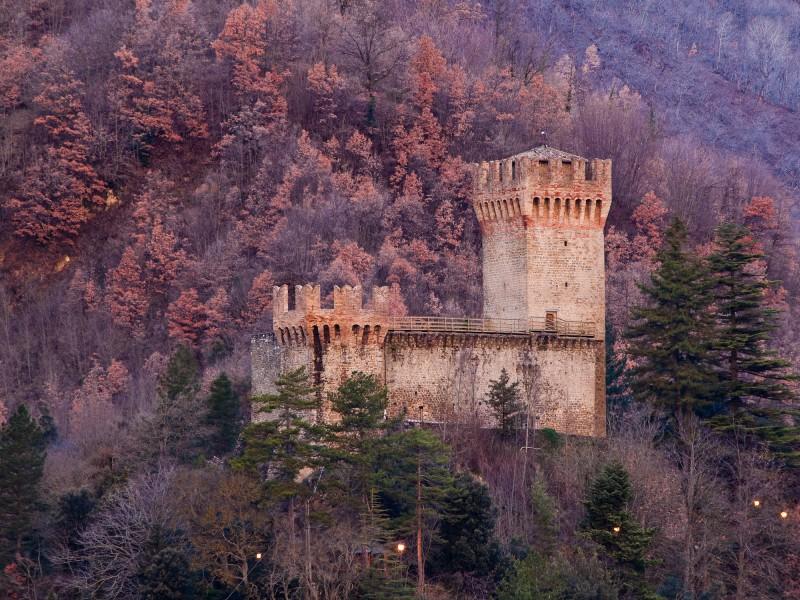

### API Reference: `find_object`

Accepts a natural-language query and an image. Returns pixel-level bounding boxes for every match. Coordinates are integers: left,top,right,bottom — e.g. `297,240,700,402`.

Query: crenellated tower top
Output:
272,284,403,347
470,145,611,336
471,145,612,228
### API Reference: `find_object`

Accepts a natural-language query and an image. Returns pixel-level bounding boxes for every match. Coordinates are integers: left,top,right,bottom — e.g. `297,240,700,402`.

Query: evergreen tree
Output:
428,472,501,577
357,490,415,600
370,428,453,591
0,405,46,562
606,322,632,415
627,219,717,416
582,463,655,597
530,479,559,556
329,371,388,439
56,489,96,549
486,369,523,439
132,346,208,466
496,549,618,600
707,222,796,409
206,373,240,456
136,527,196,599
158,345,200,402
231,367,328,500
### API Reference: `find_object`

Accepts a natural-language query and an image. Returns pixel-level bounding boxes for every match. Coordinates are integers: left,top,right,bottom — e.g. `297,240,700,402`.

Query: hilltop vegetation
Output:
0,1,799,598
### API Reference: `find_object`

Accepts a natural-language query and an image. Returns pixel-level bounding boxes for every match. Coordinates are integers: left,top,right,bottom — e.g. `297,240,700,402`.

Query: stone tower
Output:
471,146,612,339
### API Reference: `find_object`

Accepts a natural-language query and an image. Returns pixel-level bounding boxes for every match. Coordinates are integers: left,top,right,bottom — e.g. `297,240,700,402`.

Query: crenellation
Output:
253,145,611,438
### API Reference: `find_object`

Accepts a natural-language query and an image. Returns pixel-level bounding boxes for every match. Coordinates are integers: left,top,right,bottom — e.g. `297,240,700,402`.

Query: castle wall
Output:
481,220,528,320
251,147,611,439
526,226,606,339
385,333,605,437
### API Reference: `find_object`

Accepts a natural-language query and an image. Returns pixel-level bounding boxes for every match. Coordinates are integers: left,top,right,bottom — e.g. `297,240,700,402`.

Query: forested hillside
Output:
1,1,799,598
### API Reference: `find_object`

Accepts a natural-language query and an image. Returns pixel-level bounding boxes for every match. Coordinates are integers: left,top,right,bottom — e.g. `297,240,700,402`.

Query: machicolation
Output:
252,146,611,437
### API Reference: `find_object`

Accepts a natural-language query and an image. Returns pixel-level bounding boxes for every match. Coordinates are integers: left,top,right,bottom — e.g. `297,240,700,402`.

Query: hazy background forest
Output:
1,0,799,598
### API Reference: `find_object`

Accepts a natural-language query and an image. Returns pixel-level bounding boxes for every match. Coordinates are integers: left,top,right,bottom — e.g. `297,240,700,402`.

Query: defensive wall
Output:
251,146,611,438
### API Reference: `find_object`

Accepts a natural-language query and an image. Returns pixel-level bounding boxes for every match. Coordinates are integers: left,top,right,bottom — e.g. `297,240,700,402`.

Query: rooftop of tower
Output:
508,145,586,162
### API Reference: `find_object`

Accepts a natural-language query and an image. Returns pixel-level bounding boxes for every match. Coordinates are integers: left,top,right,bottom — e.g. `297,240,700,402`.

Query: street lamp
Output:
752,499,761,508
612,526,621,534
780,510,789,520
256,552,262,560
396,542,406,553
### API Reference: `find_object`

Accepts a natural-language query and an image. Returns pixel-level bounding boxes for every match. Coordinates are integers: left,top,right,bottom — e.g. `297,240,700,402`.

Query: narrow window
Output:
352,324,360,339
596,199,603,224
511,160,516,179
323,324,331,344
334,324,341,339
362,325,371,344
564,240,568,247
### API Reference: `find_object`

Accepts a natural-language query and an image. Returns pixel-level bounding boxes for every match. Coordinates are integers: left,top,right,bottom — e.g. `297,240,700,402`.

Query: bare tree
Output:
338,0,407,96
56,466,177,600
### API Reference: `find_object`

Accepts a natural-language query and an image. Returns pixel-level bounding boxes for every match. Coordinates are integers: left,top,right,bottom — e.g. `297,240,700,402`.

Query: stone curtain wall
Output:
252,147,612,438
385,333,604,437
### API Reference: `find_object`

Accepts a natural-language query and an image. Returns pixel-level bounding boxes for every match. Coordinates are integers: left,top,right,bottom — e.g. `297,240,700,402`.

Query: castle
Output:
251,146,612,437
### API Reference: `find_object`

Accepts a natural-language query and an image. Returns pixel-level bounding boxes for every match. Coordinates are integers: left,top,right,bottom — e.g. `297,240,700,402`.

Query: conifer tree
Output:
329,371,388,440
136,527,196,599
627,219,717,416
582,462,655,596
132,346,208,465
486,368,523,439
158,346,200,402
231,367,327,500
428,473,501,577
206,373,240,456
707,222,795,409
0,405,46,562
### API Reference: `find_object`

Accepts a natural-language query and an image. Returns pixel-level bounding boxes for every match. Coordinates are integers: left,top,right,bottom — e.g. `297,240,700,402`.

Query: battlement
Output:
272,284,401,347
470,146,612,229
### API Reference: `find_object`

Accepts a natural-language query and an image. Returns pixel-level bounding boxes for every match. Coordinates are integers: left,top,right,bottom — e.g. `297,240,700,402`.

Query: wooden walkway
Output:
386,316,595,338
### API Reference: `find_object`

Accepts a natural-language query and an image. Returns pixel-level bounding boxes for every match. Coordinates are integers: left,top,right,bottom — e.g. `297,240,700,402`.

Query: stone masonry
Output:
251,146,612,437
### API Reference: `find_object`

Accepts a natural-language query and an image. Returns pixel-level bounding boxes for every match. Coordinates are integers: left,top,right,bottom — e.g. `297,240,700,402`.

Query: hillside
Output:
0,1,799,598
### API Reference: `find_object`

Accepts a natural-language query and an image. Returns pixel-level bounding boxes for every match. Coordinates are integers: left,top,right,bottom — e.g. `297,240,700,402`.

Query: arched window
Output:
334,324,341,339
362,325,370,344
352,324,360,339
323,324,331,344
595,200,603,224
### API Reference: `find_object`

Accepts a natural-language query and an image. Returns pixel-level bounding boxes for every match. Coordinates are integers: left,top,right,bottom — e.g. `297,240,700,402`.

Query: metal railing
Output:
386,316,595,338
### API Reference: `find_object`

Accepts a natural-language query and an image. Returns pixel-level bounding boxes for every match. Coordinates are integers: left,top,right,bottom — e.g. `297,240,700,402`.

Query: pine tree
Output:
369,428,453,592
486,369,523,439
231,367,327,500
707,222,796,409
329,371,388,439
206,373,240,456
428,473,501,577
0,406,46,562
583,463,655,596
136,527,196,599
627,219,717,416
158,346,200,402
131,346,208,465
